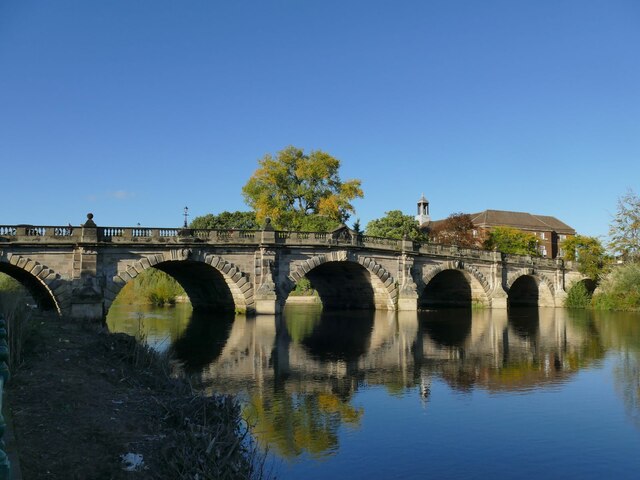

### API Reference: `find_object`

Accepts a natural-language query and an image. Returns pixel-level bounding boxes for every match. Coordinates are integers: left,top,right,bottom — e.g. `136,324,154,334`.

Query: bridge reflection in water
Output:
107,304,608,461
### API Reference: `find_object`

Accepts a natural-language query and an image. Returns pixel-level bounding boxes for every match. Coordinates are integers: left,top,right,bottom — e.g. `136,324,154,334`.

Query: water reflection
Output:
171,310,235,373
107,305,637,463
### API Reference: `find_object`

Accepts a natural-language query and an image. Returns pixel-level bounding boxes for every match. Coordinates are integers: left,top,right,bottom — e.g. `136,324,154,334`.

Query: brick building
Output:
468,210,575,259
418,196,575,258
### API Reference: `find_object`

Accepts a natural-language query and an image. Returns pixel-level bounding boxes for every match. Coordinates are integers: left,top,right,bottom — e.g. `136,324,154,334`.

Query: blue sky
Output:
1,1,638,238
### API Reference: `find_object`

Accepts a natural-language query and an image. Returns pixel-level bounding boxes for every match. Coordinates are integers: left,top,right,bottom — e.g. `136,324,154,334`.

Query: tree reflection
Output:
243,387,363,460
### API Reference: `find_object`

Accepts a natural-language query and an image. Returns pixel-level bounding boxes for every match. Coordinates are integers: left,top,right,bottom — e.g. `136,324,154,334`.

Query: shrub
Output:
592,263,640,311
565,282,592,309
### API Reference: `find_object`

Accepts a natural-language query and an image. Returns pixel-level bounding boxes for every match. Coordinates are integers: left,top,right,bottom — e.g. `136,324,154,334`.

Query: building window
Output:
540,232,546,240
472,229,477,238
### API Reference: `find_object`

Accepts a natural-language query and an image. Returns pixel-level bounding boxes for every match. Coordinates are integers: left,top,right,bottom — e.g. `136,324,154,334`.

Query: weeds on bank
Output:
0,275,37,369
109,319,269,479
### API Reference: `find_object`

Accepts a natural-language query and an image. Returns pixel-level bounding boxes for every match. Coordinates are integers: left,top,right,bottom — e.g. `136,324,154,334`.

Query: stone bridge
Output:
0,215,587,320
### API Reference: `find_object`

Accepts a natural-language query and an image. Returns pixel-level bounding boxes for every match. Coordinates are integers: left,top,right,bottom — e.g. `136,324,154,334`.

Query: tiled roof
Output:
468,210,575,234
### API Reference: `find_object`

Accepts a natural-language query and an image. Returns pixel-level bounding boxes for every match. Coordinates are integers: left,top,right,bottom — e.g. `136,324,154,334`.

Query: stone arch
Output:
287,250,397,310
0,253,68,314
421,260,492,307
104,250,254,314
506,268,555,307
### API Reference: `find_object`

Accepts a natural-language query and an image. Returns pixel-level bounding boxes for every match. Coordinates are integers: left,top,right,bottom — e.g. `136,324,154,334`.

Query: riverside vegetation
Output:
0,273,269,479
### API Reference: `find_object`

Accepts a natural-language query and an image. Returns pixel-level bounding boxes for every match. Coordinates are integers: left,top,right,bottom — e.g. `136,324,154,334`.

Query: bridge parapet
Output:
416,242,497,262
0,225,78,242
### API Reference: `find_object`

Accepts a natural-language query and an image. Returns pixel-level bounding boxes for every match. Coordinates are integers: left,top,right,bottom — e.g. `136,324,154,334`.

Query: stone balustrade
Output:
0,223,565,267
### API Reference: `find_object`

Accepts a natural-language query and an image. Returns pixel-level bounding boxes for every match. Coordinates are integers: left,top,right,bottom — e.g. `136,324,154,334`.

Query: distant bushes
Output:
114,269,186,306
289,277,317,297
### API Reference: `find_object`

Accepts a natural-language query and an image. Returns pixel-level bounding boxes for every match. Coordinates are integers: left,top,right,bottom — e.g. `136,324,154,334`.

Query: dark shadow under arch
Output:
577,278,597,296
303,261,376,310
508,275,539,307
0,262,56,311
154,261,236,312
419,270,472,309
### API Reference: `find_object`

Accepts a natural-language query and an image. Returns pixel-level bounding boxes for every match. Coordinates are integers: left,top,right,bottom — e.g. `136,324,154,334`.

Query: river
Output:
107,304,640,479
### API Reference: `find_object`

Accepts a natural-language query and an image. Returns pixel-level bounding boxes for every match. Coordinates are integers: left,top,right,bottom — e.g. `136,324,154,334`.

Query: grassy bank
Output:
6,312,269,479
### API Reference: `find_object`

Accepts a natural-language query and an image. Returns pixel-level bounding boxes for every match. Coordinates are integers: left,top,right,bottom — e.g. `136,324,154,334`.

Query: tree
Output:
484,226,539,256
242,146,363,230
429,213,479,248
189,211,259,230
365,210,427,242
609,189,640,262
561,235,608,280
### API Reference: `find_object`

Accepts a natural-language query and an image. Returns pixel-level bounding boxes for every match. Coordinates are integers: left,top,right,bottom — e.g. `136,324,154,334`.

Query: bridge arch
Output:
420,261,492,308
287,251,397,310
104,250,254,314
506,268,555,307
0,254,67,314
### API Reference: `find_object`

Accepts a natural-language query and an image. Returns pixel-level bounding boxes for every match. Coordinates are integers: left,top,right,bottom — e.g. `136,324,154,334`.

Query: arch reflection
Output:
108,304,615,460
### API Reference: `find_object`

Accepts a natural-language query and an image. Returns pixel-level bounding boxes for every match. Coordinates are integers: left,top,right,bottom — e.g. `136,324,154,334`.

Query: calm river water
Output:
107,304,640,479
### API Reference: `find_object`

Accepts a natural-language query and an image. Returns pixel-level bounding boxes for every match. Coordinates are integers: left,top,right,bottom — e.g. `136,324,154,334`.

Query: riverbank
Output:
6,312,265,479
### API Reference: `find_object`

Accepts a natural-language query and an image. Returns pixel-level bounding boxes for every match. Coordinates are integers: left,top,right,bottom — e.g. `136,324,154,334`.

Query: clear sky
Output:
1,1,638,239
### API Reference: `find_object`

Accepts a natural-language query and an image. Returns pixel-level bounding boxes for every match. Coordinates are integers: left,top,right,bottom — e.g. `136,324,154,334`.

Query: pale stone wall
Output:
0,225,579,320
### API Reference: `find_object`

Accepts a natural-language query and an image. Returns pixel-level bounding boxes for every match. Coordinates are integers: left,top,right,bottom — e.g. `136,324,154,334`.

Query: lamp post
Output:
183,206,189,228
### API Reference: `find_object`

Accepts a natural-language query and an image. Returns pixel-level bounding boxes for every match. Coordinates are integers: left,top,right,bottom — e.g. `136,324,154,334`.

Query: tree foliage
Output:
561,235,608,280
484,226,539,256
242,146,363,230
364,210,427,242
429,212,479,248
609,189,640,262
190,211,259,230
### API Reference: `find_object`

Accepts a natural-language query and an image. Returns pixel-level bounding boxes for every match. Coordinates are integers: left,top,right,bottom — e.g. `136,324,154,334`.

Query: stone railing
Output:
416,241,497,262
0,225,77,240
0,315,11,478
0,223,566,269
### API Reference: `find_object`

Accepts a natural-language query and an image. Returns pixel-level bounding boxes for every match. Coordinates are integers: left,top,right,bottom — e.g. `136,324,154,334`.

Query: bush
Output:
592,263,640,311
565,282,592,309
289,277,317,296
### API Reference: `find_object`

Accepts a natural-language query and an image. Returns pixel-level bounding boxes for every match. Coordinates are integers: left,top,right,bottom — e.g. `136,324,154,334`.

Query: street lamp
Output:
183,206,189,228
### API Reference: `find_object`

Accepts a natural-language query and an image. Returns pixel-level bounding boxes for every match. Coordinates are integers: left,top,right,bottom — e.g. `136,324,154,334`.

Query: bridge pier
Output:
397,252,418,311
70,215,105,321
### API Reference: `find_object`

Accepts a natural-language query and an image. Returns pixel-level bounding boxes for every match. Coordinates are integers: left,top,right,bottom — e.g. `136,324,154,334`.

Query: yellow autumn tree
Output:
242,146,363,230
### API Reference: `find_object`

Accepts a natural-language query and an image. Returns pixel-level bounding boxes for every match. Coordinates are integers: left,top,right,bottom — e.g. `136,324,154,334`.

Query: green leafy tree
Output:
484,226,539,256
429,212,479,248
609,189,640,262
365,210,427,242
189,211,259,230
242,146,363,230
561,235,608,280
